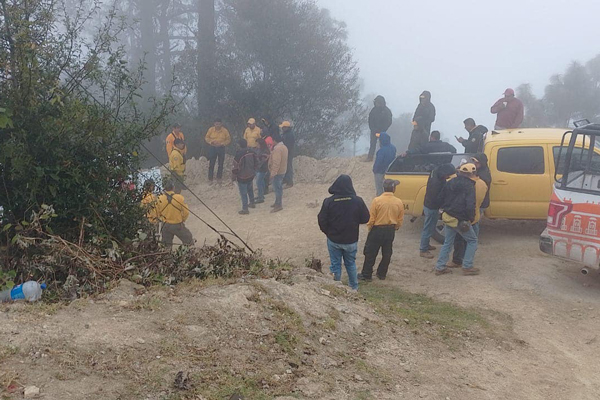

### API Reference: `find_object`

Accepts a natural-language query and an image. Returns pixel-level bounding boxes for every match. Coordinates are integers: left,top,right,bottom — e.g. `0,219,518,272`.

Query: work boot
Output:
248,203,256,209
284,183,294,189
357,273,372,282
271,206,283,213
376,274,386,281
435,268,452,276
427,245,436,251
420,251,434,259
270,204,276,208
255,199,265,204
238,210,249,215
446,261,462,268
462,268,480,276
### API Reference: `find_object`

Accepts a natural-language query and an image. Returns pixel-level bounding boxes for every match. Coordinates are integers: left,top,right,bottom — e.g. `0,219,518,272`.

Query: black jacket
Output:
412,91,436,134
318,175,370,244
438,174,476,222
368,96,393,134
424,164,457,210
282,130,295,158
409,140,457,155
474,152,492,209
461,125,488,153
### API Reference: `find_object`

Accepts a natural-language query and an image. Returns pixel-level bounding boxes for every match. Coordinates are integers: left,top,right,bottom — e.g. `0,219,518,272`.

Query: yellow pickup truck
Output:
386,128,578,242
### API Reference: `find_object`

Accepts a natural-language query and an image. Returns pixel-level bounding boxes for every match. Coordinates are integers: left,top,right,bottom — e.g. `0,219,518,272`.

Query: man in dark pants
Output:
359,179,405,281
367,95,393,162
409,91,436,151
205,118,231,183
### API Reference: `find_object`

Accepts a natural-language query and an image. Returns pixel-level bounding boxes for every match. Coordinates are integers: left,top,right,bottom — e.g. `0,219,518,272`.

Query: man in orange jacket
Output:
166,123,186,158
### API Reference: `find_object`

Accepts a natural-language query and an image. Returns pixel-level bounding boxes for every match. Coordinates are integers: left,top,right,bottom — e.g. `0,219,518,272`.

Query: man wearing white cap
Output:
490,88,524,130
244,118,262,149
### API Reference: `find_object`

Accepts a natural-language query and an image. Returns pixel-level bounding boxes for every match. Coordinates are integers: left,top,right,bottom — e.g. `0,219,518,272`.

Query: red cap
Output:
504,88,515,96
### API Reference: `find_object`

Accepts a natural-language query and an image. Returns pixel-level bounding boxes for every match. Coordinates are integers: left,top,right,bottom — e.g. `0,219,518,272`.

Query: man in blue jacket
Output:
318,175,370,291
373,132,397,196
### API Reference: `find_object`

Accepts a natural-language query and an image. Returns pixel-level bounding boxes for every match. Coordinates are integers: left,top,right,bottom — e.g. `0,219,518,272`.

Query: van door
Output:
487,145,552,219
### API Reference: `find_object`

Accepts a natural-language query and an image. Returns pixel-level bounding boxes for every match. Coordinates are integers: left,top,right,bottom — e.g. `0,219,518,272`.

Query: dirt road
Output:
185,175,600,399
3,158,600,399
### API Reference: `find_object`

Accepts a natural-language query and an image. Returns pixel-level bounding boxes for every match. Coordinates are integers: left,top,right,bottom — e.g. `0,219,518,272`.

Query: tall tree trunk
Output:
158,1,172,93
139,0,157,99
197,0,216,121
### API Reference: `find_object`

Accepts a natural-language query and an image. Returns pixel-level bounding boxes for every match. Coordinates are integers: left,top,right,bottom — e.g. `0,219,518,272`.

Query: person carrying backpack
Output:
157,181,194,250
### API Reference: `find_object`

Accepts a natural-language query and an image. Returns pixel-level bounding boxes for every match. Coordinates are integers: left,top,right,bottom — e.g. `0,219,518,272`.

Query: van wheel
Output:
432,220,445,244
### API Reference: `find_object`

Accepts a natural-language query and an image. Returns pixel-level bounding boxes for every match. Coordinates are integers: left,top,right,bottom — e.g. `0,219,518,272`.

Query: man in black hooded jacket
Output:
409,91,436,150
450,153,492,267
419,163,456,259
318,175,370,291
367,95,393,161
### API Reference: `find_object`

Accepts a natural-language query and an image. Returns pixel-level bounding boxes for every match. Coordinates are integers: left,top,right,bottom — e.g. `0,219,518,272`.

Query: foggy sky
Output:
319,0,600,145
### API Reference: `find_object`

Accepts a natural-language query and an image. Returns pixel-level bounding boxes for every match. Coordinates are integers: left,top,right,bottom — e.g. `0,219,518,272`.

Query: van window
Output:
553,146,600,175
497,146,545,174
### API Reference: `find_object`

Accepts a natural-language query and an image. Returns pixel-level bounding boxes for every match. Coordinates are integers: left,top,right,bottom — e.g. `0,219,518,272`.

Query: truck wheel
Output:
432,220,445,244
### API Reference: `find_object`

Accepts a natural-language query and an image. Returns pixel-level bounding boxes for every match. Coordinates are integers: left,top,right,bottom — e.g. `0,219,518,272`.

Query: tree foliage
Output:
518,56,600,128
0,0,174,243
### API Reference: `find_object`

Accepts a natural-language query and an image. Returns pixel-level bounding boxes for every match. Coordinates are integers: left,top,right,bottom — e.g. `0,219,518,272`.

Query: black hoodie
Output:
424,163,457,210
438,174,476,222
413,91,436,134
474,153,492,209
318,175,370,244
368,95,393,134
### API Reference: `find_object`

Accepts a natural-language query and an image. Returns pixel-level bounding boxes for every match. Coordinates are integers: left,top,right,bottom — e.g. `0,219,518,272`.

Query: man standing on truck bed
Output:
409,91,436,151
367,95,393,162
457,118,488,153
490,88,524,130
419,163,457,259
434,163,480,276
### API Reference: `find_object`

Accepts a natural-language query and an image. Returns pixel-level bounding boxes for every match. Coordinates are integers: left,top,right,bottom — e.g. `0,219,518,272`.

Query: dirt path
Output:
2,170,600,399
185,179,600,399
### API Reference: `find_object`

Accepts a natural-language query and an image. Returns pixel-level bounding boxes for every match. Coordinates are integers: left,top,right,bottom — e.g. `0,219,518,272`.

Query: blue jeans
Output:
327,239,358,290
435,224,478,270
420,206,439,252
273,174,284,207
374,173,385,196
255,172,266,201
237,180,255,211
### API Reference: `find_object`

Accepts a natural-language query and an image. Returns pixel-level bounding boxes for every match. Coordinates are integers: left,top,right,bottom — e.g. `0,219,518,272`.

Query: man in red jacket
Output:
490,88,524,130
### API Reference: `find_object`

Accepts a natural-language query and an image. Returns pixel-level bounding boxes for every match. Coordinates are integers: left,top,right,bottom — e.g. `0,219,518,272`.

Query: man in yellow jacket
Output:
169,139,186,181
243,118,261,149
268,132,288,213
157,181,194,249
141,179,159,224
166,123,186,158
205,118,231,182
358,179,405,281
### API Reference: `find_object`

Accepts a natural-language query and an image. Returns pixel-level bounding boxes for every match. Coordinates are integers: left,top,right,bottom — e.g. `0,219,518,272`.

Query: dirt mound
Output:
293,155,372,185
173,155,372,187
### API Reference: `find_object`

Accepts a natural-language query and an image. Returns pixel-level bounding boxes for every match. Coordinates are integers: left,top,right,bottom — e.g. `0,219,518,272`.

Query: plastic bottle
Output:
0,281,46,302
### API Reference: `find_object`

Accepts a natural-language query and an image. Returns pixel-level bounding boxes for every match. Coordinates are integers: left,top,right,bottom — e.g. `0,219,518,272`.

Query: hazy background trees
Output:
517,55,600,129
109,0,364,161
